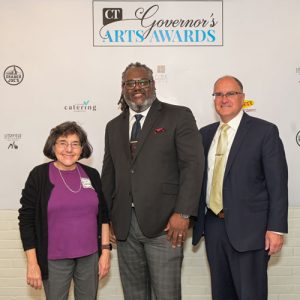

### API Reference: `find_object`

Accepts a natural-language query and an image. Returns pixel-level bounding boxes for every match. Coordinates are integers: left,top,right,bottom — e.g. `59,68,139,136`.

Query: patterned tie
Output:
209,123,230,215
130,114,143,142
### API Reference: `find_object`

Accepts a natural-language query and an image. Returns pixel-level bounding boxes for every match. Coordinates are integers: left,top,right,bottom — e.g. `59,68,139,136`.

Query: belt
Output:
207,208,225,219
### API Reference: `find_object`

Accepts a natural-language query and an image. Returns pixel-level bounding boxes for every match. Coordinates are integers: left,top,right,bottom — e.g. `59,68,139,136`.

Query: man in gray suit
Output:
101,62,204,300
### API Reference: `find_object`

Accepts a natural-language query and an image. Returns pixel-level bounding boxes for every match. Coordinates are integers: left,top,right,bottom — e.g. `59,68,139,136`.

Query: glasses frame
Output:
55,141,82,149
123,79,153,90
212,91,243,100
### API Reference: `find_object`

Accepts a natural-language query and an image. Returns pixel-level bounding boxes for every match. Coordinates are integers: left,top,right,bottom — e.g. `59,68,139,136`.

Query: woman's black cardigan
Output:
18,162,109,280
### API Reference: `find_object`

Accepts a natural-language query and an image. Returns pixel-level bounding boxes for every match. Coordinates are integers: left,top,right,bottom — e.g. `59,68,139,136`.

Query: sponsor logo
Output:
64,100,97,112
155,65,167,83
4,133,22,149
93,1,223,46
243,99,256,113
296,131,300,147
243,100,254,108
4,65,24,85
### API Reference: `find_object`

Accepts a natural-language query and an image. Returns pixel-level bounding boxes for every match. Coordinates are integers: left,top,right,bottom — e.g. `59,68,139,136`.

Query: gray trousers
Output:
117,209,183,300
43,252,99,300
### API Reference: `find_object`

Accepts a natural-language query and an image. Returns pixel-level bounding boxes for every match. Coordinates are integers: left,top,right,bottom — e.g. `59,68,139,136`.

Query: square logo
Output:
103,8,122,25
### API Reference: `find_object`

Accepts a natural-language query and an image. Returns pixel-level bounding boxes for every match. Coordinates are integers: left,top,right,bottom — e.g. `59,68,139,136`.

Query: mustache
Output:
132,90,146,95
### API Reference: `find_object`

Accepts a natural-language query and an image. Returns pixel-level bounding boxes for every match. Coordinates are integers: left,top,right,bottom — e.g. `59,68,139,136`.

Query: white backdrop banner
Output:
93,0,223,46
0,0,299,209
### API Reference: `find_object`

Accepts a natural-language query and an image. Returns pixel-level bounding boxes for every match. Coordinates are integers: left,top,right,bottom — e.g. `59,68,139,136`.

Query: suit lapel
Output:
224,113,251,177
131,99,162,165
204,123,219,155
201,123,219,201
120,110,131,162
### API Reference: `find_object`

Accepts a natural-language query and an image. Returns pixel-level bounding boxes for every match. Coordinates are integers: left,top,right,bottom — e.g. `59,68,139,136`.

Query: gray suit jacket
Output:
101,99,205,240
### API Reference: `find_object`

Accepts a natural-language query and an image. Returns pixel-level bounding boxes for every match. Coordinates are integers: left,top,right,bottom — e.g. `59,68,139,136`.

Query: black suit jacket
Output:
193,113,288,251
101,99,205,240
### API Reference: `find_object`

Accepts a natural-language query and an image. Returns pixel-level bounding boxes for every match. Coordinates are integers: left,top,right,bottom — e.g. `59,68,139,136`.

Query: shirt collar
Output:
129,106,151,122
220,110,244,131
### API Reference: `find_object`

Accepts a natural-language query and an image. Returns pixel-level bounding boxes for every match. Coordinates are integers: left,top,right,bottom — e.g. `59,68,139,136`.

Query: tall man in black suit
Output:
193,76,288,300
101,62,204,300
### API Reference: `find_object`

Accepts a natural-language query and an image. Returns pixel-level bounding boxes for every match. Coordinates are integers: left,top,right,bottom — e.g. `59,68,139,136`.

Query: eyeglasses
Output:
123,79,153,90
212,91,243,100
55,141,82,149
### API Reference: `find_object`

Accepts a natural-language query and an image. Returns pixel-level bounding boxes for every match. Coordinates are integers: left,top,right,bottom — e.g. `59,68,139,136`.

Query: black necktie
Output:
130,114,143,142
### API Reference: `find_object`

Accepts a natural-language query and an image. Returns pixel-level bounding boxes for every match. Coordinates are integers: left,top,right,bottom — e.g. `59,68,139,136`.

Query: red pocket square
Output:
154,127,166,134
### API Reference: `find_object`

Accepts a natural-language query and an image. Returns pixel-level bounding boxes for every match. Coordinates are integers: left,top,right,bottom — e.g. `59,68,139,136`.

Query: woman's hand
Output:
25,249,42,289
27,262,42,289
98,250,111,279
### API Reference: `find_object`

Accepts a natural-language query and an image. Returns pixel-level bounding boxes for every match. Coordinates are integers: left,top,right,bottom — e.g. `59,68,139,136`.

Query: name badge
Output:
81,177,94,189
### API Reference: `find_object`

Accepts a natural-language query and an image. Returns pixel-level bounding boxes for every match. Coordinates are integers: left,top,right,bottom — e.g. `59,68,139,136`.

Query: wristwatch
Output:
101,243,112,251
180,213,190,219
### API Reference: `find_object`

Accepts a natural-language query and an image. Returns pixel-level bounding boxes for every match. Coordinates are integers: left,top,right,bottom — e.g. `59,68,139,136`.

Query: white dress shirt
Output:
206,110,244,207
128,107,151,140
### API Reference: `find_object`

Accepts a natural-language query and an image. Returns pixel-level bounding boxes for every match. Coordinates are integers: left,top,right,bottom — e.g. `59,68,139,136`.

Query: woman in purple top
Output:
19,121,111,300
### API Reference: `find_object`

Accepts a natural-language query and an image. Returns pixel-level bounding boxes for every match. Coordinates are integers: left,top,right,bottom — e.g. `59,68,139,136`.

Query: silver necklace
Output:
58,164,82,193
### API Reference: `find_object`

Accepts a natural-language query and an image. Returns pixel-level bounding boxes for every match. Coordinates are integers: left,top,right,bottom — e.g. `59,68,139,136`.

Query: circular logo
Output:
296,131,300,147
3,65,24,85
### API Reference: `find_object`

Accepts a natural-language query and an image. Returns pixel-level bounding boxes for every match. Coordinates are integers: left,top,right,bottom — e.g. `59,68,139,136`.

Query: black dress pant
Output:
205,210,270,300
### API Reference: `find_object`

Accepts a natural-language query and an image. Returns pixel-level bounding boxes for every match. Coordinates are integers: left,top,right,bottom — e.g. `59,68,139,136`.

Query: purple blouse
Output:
47,162,98,259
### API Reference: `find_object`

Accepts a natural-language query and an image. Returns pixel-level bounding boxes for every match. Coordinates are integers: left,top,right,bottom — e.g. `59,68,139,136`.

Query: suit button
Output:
130,169,135,174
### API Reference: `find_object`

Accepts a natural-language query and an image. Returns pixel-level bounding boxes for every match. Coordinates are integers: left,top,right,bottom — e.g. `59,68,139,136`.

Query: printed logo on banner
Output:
243,99,256,113
155,65,167,83
4,134,22,149
103,8,123,25
3,65,24,85
93,1,223,47
64,100,97,112
296,131,300,147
